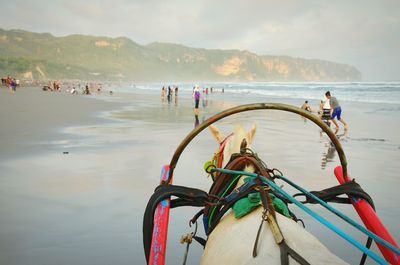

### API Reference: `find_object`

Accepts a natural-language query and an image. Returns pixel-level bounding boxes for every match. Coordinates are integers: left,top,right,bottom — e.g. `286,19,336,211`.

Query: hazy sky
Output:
1,0,399,80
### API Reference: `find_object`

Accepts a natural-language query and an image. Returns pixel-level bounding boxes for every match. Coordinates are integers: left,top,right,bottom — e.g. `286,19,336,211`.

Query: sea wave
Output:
116,82,400,105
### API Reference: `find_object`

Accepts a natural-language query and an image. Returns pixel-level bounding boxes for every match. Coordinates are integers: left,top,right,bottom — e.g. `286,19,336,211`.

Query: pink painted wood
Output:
149,165,172,265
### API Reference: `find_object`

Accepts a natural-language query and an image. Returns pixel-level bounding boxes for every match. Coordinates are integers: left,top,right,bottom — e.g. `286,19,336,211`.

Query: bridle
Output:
212,133,233,170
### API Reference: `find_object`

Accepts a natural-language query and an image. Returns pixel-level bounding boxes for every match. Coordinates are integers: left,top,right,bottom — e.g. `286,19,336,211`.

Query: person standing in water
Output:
167,86,172,103
193,85,201,115
161,86,166,102
325,91,348,134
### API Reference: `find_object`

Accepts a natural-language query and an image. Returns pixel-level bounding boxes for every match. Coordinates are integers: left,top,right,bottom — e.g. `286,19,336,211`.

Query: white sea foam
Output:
115,82,400,105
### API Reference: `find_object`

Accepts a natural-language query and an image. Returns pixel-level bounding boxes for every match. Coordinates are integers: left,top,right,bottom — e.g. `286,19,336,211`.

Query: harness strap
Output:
253,186,283,256
253,209,269,258
293,180,374,208
193,236,207,247
206,152,273,217
253,185,310,265
279,240,311,265
207,177,268,235
143,184,211,264
212,134,234,178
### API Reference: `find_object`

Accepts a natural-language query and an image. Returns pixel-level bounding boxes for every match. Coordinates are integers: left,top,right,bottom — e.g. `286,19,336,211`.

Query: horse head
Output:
209,124,257,168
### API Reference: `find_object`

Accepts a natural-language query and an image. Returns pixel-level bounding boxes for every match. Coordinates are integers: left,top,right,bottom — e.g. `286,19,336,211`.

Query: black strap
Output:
208,177,267,235
293,180,375,265
293,180,374,208
255,185,310,265
193,236,207,247
143,184,210,264
279,240,311,265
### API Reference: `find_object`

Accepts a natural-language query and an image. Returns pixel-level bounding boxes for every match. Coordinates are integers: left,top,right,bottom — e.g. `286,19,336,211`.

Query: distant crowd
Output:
161,85,179,102
160,84,225,105
161,85,224,100
1,76,20,91
42,80,113,95
0,77,117,96
159,84,226,128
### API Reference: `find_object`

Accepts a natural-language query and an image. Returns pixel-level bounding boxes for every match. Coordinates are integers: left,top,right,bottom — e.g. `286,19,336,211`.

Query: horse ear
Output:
209,125,226,143
246,124,257,145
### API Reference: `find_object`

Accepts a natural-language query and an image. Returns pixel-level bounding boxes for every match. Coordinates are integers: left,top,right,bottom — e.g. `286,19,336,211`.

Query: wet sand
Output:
0,87,121,159
0,86,399,264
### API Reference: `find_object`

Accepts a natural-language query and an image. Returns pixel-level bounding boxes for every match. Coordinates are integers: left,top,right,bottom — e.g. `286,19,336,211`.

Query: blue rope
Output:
274,174,400,257
211,168,392,265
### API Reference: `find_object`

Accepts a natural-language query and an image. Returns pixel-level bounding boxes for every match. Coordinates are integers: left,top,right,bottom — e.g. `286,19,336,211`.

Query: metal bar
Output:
168,103,347,183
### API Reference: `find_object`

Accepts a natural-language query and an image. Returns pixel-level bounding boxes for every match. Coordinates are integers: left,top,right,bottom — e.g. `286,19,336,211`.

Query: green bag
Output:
232,178,290,219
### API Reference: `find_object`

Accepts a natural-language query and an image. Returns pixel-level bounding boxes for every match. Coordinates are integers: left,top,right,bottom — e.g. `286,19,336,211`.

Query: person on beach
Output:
175,86,178,97
318,100,324,117
167,86,172,102
202,91,208,108
49,80,60,92
325,91,348,134
320,95,331,117
84,85,90,95
301,101,312,112
70,87,78,95
5,76,12,90
10,78,17,92
193,85,201,115
161,86,166,100
56,81,60,91
318,95,332,127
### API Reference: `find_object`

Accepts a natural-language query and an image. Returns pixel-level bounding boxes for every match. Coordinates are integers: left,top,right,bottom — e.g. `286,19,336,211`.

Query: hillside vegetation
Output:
0,29,361,81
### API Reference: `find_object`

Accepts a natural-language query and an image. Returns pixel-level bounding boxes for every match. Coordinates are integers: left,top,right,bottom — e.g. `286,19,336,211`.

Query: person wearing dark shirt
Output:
325,91,348,134
166,86,172,102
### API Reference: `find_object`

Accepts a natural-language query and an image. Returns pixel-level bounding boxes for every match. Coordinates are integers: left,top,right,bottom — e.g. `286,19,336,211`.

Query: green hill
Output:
0,29,361,81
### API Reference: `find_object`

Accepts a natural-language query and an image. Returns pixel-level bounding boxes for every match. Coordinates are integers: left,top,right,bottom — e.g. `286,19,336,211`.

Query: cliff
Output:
0,29,361,81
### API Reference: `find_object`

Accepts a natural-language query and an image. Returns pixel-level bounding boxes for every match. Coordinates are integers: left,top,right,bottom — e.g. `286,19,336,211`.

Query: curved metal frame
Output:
167,103,347,183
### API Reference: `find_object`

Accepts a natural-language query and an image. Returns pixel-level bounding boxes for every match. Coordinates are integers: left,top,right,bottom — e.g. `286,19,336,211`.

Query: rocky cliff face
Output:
0,29,361,81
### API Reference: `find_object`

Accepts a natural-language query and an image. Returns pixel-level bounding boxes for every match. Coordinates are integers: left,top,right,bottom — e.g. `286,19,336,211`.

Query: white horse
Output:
200,124,347,265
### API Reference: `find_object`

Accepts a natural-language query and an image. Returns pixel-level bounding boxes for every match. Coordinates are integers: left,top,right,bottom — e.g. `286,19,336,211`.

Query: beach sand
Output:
0,86,399,264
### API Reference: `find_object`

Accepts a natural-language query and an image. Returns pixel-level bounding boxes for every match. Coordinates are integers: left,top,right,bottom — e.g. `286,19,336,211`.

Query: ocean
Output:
116,81,400,105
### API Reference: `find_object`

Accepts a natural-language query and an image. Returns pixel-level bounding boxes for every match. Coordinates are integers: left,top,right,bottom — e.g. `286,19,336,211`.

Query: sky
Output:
1,0,399,81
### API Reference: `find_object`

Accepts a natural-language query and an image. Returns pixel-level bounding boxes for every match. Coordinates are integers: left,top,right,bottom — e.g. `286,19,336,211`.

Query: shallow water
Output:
1,83,399,265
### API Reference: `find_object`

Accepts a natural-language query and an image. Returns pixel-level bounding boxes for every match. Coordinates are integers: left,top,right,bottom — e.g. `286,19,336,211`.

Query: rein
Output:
204,148,275,235
212,133,233,175
144,103,398,265
144,148,384,265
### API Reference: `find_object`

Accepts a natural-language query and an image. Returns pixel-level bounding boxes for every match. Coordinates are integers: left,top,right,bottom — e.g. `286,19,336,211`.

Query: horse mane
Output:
209,123,257,169
228,125,247,155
